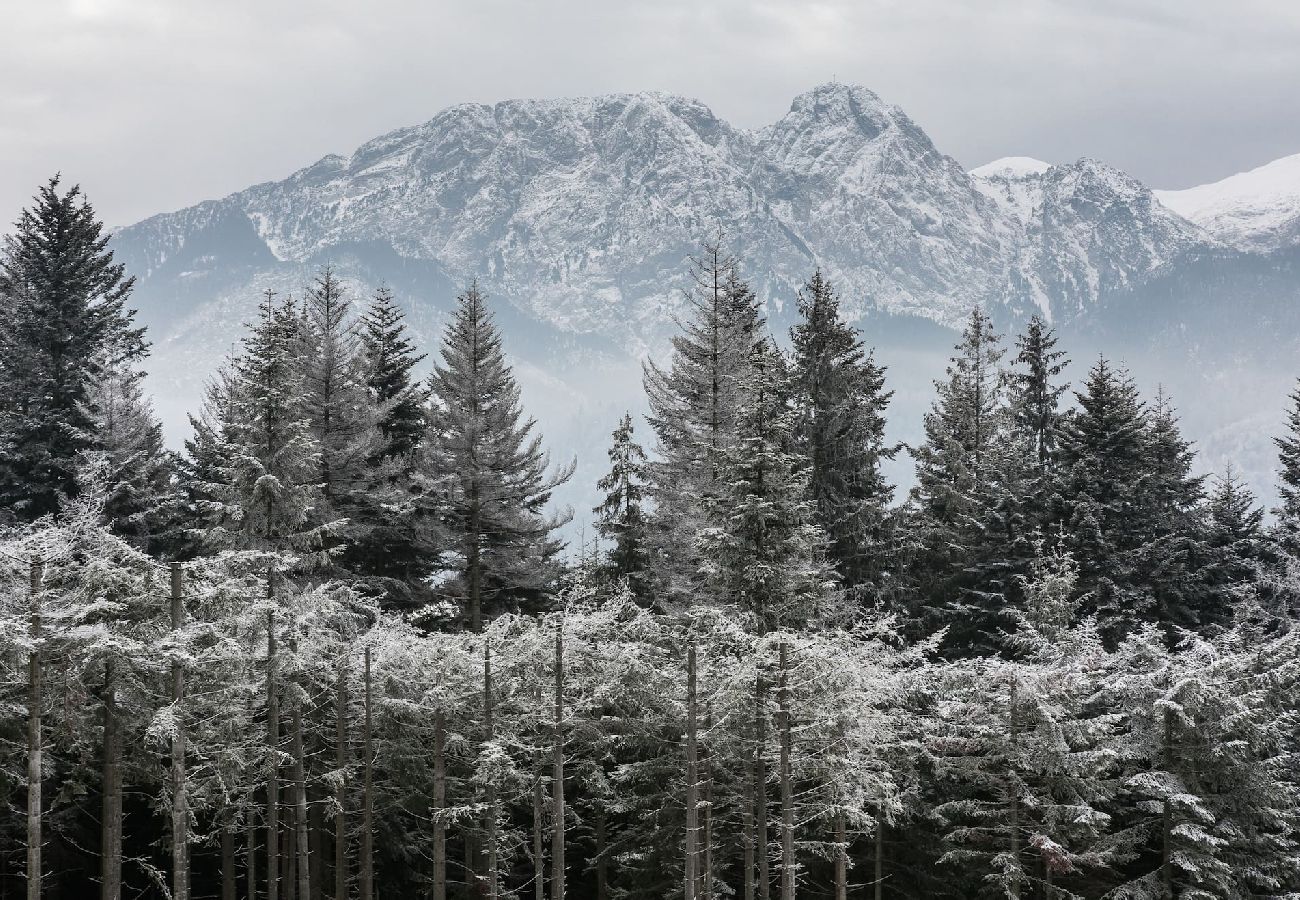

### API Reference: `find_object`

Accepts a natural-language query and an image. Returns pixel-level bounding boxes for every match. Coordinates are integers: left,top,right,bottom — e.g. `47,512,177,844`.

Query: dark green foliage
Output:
0,176,145,521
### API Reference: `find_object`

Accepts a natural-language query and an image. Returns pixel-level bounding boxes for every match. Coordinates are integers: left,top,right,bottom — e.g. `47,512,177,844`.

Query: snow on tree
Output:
593,412,651,601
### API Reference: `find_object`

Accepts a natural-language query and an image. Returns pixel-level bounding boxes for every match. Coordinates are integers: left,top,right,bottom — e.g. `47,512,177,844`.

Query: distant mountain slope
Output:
1156,153,1300,253
107,84,1300,526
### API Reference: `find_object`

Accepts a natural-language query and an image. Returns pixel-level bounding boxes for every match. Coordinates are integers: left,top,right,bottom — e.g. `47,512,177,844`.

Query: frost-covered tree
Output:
1008,316,1070,472
425,282,573,630
1274,380,1300,556
0,176,146,521
361,285,428,463
789,270,896,607
643,238,764,605
593,412,651,600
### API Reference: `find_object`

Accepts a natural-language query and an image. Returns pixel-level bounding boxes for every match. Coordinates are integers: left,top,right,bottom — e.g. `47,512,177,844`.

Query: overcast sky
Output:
3,0,1299,227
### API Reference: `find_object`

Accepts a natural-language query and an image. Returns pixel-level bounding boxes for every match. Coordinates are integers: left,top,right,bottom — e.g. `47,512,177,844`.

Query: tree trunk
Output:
362,647,374,900
483,642,498,900
335,661,348,900
268,594,280,900
1008,676,1020,900
701,703,712,900
595,808,607,900
222,809,236,900
102,657,122,900
1162,700,1174,898
172,562,190,900
248,813,259,900
293,686,311,900
552,623,565,900
26,559,42,900
532,779,544,900
743,723,755,900
434,710,447,900
756,674,769,900
778,642,793,900
684,642,698,900
309,790,324,900
833,812,846,900
873,813,883,900
284,810,296,900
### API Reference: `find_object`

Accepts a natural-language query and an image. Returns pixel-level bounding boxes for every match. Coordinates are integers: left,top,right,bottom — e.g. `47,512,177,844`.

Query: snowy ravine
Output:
109,82,1300,528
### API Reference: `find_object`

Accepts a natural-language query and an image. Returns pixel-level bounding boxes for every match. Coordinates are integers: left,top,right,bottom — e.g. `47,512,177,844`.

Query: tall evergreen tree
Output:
643,237,763,604
700,338,838,631
361,285,428,462
0,176,146,520
593,412,651,600
1008,316,1070,471
1274,380,1300,555
788,270,896,606
189,291,330,565
425,282,573,630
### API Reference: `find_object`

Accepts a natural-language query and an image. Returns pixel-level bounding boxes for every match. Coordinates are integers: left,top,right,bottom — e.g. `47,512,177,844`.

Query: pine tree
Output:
906,309,1026,653
86,355,176,554
643,237,763,604
190,291,330,565
1274,380,1300,555
1056,357,1150,643
425,282,573,630
1204,468,1266,619
361,285,428,462
0,176,146,521
788,270,896,607
1008,316,1070,471
593,412,651,599
700,338,838,632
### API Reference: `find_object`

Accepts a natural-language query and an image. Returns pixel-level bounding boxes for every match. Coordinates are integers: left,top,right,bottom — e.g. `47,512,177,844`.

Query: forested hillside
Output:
2,178,1300,899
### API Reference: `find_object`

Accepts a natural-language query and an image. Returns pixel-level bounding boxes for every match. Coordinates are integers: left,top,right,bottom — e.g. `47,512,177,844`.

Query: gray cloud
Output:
3,0,1299,226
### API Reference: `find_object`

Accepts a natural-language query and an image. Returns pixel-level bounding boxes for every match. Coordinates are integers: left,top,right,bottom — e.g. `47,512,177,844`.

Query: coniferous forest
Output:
4,177,1300,900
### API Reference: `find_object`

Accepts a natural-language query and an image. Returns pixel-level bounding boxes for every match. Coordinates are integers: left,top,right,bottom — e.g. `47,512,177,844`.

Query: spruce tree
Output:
643,237,763,604
425,282,573,630
361,285,428,462
700,338,838,631
1274,380,1300,555
1204,468,1266,615
906,309,1025,653
190,291,330,564
789,270,896,607
1056,357,1150,643
1008,316,1070,471
0,176,146,520
593,412,651,600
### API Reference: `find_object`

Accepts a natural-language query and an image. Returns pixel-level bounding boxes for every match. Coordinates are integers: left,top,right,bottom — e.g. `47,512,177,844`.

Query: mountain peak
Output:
1156,153,1300,252
970,156,1052,179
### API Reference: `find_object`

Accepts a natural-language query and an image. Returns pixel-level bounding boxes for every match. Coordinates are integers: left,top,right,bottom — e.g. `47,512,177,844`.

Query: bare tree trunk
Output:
362,647,374,900
684,642,698,900
434,710,447,900
268,590,281,900
284,812,296,900
248,813,259,900
222,809,236,900
873,812,883,900
532,779,544,900
756,673,769,900
26,559,42,900
778,642,793,900
1008,676,1020,900
552,623,565,900
595,808,607,900
483,642,498,900
701,703,712,900
172,562,190,900
102,656,122,900
833,813,846,900
743,724,755,900
292,676,311,900
309,791,323,900
1162,705,1173,899
335,661,348,900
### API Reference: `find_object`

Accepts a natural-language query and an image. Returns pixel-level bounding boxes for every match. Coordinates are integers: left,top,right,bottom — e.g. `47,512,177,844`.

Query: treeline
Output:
0,180,1298,898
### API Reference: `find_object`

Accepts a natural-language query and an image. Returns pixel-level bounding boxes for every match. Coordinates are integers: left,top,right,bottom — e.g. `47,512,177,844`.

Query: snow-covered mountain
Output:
1156,153,1300,253
107,83,1300,525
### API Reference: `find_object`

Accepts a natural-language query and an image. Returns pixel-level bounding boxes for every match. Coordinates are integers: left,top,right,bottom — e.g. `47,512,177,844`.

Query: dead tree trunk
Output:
267,584,280,900
532,779,544,900
552,622,565,900
309,790,323,900
172,562,190,900
833,812,846,900
701,702,713,900
292,632,311,900
362,647,374,900
335,661,348,900
26,559,42,900
222,809,236,900
102,656,123,900
778,642,793,900
756,673,769,900
484,642,498,900
434,709,447,900
743,713,755,900
684,641,698,900
247,791,259,900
